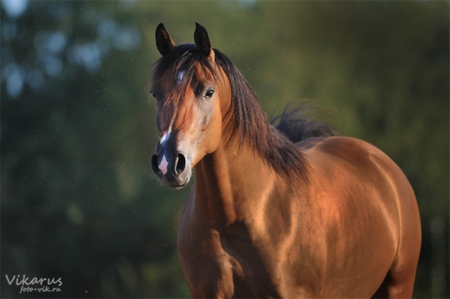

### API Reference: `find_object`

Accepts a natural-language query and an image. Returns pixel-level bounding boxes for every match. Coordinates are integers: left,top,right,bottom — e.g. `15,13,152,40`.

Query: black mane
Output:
152,44,333,181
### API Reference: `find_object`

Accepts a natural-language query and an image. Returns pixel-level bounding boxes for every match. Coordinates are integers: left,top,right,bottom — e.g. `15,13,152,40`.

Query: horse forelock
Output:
152,44,221,103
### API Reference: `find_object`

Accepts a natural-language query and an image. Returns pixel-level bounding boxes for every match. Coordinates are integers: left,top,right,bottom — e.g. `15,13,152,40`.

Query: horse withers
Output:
149,23,421,298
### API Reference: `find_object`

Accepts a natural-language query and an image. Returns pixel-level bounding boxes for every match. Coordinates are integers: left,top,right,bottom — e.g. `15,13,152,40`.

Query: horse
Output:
149,23,421,298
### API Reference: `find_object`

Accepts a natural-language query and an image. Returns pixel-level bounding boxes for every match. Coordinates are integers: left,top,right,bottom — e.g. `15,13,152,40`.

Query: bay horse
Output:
149,23,421,298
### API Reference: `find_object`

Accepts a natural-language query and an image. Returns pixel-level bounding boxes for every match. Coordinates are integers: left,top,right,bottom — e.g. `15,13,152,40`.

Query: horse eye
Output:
205,89,215,99
150,90,157,99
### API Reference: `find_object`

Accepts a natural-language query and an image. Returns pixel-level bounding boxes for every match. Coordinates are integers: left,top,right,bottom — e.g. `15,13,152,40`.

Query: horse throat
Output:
193,137,274,226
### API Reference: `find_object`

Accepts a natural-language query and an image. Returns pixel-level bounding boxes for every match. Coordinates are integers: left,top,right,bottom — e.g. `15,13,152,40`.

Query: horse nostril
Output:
151,154,160,174
176,153,186,174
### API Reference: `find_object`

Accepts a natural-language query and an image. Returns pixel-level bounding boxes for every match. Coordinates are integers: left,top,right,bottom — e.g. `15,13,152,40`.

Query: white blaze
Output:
159,130,170,145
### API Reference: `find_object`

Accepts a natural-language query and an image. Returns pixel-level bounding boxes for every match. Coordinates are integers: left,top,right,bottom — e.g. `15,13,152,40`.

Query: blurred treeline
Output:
1,0,448,298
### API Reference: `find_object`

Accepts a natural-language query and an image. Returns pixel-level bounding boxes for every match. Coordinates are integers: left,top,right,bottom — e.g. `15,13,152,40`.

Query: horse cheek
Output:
203,102,222,155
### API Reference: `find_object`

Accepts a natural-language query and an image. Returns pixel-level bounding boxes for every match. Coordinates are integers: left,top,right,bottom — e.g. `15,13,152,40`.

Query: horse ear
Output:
155,23,175,56
194,22,212,57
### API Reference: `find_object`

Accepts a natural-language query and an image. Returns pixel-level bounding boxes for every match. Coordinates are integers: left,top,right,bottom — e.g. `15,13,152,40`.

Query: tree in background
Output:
1,1,448,298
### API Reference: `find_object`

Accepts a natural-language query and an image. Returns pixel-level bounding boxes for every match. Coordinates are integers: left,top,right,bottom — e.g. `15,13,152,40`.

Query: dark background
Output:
1,0,448,298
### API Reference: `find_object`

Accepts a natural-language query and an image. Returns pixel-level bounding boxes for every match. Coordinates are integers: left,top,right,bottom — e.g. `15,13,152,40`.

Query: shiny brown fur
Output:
150,23,421,298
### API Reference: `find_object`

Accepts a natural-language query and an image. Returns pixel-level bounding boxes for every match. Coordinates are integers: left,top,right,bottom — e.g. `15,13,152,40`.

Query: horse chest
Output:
178,219,288,298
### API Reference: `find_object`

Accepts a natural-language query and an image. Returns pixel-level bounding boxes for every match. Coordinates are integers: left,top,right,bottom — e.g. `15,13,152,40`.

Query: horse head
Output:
150,23,231,188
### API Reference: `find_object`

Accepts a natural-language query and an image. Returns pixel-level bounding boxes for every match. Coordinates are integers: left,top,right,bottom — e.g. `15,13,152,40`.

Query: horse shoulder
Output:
298,136,405,231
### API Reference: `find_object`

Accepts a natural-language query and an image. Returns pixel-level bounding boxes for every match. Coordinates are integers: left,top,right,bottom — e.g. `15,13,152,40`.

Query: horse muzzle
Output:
151,151,192,188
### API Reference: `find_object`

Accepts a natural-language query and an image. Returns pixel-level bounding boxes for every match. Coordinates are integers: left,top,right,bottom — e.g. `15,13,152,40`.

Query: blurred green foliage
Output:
1,0,448,298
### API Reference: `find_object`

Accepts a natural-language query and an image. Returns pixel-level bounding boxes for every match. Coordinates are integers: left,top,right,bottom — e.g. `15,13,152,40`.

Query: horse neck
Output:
193,136,276,226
